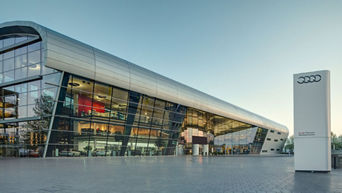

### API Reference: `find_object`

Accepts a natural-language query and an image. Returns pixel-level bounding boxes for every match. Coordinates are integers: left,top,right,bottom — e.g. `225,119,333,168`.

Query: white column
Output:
203,144,209,156
193,144,199,156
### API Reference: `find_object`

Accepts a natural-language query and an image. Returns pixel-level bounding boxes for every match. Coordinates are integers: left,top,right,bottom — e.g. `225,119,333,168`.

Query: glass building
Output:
0,21,288,158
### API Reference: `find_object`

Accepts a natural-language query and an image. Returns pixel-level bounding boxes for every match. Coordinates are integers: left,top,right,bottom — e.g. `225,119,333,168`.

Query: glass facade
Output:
180,108,268,155
0,30,287,158
44,74,186,157
0,35,61,157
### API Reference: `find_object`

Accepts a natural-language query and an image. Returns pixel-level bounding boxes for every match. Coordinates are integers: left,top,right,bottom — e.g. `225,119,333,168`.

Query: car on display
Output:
59,151,81,157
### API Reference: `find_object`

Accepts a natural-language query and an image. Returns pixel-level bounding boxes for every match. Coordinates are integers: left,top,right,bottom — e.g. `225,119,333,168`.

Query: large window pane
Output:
28,91,39,105
140,96,154,124
15,54,27,68
0,60,3,73
15,83,27,93
42,73,61,88
15,36,27,44
3,50,14,59
92,83,112,118
152,99,165,126
18,92,27,106
68,76,94,118
5,94,17,106
28,50,40,65
4,108,16,119
3,38,14,47
18,106,27,118
28,42,41,52
111,87,128,121
28,80,40,91
28,63,41,76
3,58,14,71
15,46,27,56
15,67,27,80
4,70,14,82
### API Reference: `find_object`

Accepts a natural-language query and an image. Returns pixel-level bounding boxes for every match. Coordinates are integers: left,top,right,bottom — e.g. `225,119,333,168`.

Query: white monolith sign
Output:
294,70,331,171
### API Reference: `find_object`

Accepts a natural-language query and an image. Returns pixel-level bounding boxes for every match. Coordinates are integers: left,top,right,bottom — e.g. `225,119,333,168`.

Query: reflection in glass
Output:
0,38,62,157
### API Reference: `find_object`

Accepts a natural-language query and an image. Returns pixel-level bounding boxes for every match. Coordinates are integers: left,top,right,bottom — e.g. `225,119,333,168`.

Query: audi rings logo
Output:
297,74,321,84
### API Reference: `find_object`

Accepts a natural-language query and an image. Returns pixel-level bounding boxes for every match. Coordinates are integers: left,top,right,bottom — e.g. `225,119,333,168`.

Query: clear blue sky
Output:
1,0,341,135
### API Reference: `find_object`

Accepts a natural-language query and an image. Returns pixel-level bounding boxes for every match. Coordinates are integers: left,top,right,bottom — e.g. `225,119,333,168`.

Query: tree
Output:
284,135,294,153
23,95,54,153
331,132,342,150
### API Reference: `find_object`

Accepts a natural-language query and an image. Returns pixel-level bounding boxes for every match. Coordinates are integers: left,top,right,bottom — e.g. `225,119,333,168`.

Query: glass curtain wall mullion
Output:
86,82,95,156
0,36,40,55
119,91,140,156
146,98,156,154
103,86,113,156
43,71,64,157
133,95,144,156
158,101,167,146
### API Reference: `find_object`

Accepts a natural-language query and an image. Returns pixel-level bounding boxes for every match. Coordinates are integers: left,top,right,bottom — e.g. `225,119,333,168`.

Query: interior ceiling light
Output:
68,83,80,87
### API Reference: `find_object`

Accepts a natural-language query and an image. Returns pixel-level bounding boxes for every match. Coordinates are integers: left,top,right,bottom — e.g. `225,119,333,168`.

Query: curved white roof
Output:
0,21,288,133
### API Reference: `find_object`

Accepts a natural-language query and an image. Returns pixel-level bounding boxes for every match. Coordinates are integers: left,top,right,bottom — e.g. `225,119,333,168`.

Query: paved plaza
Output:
0,156,341,193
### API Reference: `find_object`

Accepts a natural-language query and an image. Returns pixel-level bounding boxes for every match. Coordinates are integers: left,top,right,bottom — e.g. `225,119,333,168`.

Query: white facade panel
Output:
260,130,287,155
